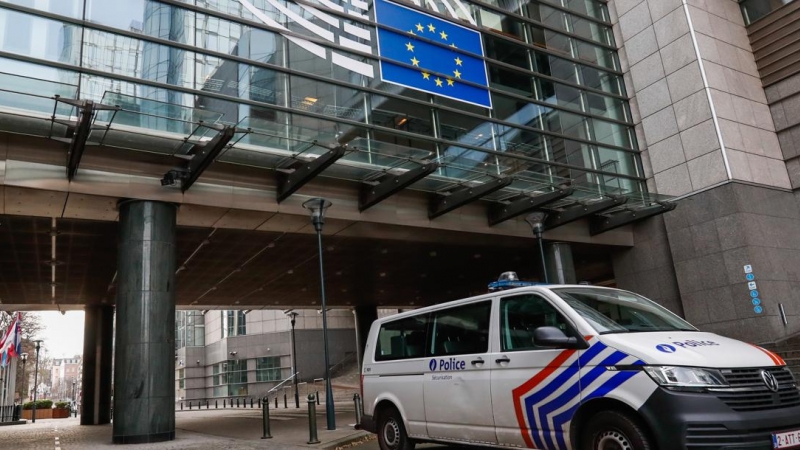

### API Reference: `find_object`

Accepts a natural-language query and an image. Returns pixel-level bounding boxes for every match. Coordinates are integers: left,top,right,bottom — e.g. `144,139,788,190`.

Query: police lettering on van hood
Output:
599,331,786,367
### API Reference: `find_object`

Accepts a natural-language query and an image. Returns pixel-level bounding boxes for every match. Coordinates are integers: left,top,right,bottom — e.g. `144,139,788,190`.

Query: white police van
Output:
359,277,800,450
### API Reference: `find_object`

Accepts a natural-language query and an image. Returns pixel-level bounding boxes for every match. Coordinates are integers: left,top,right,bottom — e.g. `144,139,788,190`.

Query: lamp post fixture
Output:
20,353,28,402
302,197,336,430
286,311,300,408
525,212,549,283
32,340,43,423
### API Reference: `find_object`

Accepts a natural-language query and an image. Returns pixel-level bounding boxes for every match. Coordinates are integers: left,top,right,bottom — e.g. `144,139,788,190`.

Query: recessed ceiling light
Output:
342,288,348,293
380,272,386,277
336,271,342,275
268,242,275,248
311,301,317,305
420,274,427,278
301,288,307,292
327,246,335,251
381,249,388,254
287,270,294,274
429,251,437,257
234,300,240,304
474,254,481,259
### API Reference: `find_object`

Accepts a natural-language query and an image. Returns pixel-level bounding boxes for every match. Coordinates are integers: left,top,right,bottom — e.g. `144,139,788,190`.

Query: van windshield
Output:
551,287,696,334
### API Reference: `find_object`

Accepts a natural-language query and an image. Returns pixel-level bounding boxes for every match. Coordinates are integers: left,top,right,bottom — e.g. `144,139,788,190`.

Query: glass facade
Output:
176,310,205,349
739,0,794,25
256,356,282,381
0,0,648,202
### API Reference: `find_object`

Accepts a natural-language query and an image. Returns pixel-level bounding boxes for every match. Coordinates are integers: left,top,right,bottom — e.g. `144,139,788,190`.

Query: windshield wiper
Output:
599,330,631,335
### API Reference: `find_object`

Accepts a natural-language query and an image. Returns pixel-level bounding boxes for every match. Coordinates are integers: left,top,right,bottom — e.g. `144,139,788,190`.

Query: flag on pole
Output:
0,312,22,367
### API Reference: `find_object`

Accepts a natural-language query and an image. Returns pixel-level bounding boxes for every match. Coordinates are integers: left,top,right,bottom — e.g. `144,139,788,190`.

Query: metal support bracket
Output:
359,161,439,212
429,176,512,220
180,126,236,192
277,145,347,203
544,195,628,230
589,202,676,235
488,186,575,226
65,101,94,181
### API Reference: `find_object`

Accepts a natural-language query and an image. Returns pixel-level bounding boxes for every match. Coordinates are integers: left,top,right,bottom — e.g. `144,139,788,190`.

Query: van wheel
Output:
582,411,652,450
377,408,415,450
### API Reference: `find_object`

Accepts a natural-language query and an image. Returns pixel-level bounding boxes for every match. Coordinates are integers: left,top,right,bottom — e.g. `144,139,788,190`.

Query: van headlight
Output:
644,366,728,390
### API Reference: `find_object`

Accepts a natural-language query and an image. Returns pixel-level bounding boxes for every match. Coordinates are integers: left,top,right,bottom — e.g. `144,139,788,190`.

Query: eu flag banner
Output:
374,0,492,109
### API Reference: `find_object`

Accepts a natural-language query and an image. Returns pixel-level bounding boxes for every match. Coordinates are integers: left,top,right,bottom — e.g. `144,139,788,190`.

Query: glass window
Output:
740,0,793,25
552,288,696,334
178,369,185,389
375,314,429,361
256,356,282,382
500,294,574,351
226,311,235,337
0,9,81,66
429,301,492,356
1,0,83,18
237,311,246,336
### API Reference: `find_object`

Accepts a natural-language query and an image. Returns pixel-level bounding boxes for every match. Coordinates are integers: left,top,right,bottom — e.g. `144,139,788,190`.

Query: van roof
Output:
375,284,618,324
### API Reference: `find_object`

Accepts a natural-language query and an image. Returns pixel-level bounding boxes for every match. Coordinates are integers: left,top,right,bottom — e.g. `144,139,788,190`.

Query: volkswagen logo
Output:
761,370,780,393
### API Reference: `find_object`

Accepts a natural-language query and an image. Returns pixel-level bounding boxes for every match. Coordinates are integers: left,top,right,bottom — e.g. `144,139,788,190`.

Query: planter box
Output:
52,409,70,419
21,408,53,420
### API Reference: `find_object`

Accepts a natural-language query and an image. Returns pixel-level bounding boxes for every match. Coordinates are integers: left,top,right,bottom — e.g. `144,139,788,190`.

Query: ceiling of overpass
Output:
0,214,614,311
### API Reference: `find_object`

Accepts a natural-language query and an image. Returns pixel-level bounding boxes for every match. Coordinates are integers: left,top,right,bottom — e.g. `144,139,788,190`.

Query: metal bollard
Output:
180,402,183,411
284,392,288,409
307,394,320,444
353,393,363,426
275,396,278,409
237,398,240,408
251,398,254,408
261,397,272,439
215,400,218,409
316,390,320,405
207,400,209,409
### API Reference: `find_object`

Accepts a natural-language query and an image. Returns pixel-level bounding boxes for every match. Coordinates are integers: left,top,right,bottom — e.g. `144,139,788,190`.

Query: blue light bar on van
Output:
487,279,547,291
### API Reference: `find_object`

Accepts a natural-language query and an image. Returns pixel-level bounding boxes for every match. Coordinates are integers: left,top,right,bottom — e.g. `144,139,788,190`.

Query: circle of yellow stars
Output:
404,21,465,90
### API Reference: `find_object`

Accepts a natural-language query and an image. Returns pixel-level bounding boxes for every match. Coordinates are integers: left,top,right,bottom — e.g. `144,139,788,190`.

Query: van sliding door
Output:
423,300,496,444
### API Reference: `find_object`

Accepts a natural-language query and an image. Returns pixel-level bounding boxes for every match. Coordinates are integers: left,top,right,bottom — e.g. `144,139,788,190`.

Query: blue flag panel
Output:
374,0,492,109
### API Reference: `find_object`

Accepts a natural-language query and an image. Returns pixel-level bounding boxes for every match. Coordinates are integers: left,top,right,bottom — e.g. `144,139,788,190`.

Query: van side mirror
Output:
533,326,583,349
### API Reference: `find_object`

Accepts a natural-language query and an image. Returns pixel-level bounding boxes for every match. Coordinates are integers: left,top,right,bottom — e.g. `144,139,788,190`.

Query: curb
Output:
316,430,373,450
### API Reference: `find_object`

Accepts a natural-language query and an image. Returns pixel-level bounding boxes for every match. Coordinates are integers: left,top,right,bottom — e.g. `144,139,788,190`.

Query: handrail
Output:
265,372,298,397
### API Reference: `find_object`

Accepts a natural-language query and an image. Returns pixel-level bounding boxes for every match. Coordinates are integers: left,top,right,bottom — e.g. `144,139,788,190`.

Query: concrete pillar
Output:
353,306,378,367
81,306,113,425
545,242,576,285
113,200,177,444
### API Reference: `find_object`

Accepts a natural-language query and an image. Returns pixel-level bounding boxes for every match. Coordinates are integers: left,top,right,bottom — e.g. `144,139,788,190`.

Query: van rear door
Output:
423,300,496,444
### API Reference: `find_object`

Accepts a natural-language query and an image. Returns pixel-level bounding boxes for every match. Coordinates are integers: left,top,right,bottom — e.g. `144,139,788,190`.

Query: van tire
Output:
582,410,652,450
377,408,415,450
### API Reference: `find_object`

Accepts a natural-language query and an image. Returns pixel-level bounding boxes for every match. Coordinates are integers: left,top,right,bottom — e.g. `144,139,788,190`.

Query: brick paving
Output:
0,407,369,450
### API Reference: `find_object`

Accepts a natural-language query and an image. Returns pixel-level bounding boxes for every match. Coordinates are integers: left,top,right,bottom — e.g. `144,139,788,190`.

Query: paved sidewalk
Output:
0,407,370,450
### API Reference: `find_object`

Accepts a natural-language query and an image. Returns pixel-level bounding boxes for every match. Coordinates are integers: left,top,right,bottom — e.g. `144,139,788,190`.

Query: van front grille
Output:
712,367,800,412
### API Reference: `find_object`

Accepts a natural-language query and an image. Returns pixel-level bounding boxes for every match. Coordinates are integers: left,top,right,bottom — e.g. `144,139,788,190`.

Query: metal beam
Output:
544,195,627,230
359,162,439,212
429,176,512,220
179,126,236,192
277,145,347,203
488,186,575,226
66,101,94,181
590,202,676,235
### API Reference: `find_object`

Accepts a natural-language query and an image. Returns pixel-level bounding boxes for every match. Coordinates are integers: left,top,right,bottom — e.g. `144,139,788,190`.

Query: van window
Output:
501,294,572,352
429,301,492,356
375,314,429,361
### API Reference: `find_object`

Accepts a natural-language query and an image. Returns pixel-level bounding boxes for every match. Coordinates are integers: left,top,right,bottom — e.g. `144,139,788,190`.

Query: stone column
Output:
81,305,113,425
545,242,576,284
113,200,177,444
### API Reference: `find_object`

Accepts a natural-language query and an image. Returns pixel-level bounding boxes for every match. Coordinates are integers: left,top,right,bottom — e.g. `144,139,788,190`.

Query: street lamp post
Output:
302,197,336,430
20,353,28,402
286,311,300,408
525,212,549,283
32,340,42,423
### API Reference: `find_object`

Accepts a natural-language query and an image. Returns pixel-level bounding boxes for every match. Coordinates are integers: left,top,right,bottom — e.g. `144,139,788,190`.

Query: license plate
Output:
773,429,800,449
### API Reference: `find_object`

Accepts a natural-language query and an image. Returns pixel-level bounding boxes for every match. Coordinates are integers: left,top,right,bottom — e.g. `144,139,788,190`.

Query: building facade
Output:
174,309,357,402
50,355,82,402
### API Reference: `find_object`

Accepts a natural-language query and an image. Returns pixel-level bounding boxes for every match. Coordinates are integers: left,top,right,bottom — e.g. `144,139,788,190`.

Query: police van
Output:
359,276,800,450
